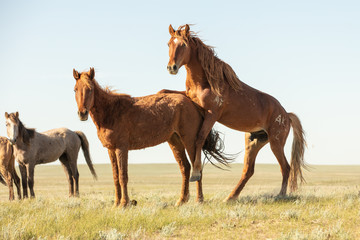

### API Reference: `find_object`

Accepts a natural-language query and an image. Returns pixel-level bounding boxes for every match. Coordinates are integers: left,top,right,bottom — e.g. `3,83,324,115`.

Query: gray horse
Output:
5,112,97,198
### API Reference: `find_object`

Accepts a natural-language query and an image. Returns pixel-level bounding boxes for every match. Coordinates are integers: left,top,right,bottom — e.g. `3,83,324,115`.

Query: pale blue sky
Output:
0,1,359,166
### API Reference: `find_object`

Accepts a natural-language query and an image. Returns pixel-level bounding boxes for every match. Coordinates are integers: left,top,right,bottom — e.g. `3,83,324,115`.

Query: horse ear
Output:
169,24,175,36
184,24,190,37
89,67,95,80
5,112,9,119
73,69,80,80
15,112,19,118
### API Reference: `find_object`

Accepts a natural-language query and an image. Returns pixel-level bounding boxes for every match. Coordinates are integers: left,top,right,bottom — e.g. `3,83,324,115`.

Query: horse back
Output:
122,93,202,150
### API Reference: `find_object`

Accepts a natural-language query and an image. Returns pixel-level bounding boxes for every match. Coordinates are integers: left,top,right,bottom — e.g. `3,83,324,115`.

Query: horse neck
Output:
184,44,207,88
15,121,35,149
89,83,132,129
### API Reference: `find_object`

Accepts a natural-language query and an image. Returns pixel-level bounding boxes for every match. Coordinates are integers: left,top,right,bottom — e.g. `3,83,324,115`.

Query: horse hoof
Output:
130,199,137,206
189,174,201,182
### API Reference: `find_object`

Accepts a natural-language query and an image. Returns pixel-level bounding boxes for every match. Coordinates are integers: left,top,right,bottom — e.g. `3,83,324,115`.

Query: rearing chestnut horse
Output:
160,24,306,201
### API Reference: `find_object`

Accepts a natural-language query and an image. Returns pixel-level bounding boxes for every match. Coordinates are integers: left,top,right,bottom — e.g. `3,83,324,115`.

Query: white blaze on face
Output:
6,119,17,142
173,38,179,44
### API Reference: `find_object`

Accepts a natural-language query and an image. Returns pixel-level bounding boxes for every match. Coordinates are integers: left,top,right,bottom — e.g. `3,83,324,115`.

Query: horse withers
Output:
0,136,21,200
73,68,231,207
5,112,97,198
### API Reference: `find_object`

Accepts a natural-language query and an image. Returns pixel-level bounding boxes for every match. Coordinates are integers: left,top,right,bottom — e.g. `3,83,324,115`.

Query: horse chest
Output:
13,147,29,165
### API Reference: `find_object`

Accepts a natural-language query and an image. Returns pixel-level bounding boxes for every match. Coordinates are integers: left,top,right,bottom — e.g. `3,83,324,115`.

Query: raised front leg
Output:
115,148,130,207
190,111,218,182
19,164,28,198
108,149,121,206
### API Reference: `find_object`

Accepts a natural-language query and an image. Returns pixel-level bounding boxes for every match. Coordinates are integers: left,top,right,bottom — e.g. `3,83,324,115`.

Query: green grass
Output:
0,163,359,239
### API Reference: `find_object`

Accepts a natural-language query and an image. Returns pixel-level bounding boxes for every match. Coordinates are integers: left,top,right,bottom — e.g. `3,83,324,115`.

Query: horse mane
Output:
176,25,243,96
81,74,131,99
8,113,35,145
17,120,35,145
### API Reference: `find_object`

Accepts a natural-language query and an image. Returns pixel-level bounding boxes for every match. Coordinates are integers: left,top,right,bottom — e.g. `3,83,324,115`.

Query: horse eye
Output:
74,89,77,93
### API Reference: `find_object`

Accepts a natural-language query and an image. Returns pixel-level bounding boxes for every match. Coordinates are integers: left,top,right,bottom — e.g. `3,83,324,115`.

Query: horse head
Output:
167,24,193,75
5,112,20,144
73,68,95,121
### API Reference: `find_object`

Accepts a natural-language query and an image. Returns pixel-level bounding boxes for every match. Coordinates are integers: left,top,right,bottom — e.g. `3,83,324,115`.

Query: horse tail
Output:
75,131,98,180
288,112,307,192
202,128,236,169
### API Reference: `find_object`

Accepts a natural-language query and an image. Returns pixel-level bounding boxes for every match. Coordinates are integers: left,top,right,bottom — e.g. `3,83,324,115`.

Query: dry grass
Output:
0,163,359,239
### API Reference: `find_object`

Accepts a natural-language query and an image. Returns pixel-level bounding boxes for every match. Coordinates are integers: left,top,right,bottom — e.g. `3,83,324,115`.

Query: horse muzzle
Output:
167,64,179,75
78,110,89,121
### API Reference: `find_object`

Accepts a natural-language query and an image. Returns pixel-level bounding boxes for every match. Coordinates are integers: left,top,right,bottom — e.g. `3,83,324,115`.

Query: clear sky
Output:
0,1,359,166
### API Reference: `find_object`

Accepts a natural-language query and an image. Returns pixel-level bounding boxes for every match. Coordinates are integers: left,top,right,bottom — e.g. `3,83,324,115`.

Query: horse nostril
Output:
167,65,171,71
84,110,88,115
173,65,177,71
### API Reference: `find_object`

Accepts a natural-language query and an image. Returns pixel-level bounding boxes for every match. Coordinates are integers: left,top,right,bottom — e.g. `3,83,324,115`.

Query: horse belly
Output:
36,138,66,164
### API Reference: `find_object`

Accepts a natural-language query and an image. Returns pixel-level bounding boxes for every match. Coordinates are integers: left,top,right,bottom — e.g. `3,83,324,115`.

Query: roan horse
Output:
0,136,21,200
5,112,97,198
161,24,307,201
73,68,230,207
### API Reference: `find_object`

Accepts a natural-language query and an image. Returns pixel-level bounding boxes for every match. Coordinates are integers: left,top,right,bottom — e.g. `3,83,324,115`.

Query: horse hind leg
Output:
4,171,15,201
225,132,268,202
66,153,80,197
168,134,191,206
268,126,291,196
60,154,75,197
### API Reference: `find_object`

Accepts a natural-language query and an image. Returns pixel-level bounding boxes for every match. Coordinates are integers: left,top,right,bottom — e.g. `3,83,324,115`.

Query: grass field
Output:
0,163,359,239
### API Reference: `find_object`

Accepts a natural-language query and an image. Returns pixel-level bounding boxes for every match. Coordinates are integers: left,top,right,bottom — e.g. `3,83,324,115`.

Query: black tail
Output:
202,129,237,169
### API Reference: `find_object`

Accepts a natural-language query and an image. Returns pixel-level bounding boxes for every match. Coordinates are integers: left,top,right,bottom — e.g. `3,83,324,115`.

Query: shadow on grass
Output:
234,194,302,205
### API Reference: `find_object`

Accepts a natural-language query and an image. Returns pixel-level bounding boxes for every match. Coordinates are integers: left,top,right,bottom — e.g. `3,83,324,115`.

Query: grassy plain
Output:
0,163,359,239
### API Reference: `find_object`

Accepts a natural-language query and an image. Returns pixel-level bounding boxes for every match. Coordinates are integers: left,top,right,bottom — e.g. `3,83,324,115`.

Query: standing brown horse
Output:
5,112,97,198
161,24,307,201
73,68,230,207
0,136,21,200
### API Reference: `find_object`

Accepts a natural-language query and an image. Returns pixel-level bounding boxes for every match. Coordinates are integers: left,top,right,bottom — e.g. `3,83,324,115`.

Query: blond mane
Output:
176,25,243,96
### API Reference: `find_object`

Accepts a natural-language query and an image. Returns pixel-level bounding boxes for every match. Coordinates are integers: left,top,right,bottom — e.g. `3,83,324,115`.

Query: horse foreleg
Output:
19,164,28,198
115,148,130,207
12,170,21,200
190,112,217,182
225,133,268,202
168,134,191,206
108,149,121,206
5,172,14,201
27,164,35,198
196,170,204,203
